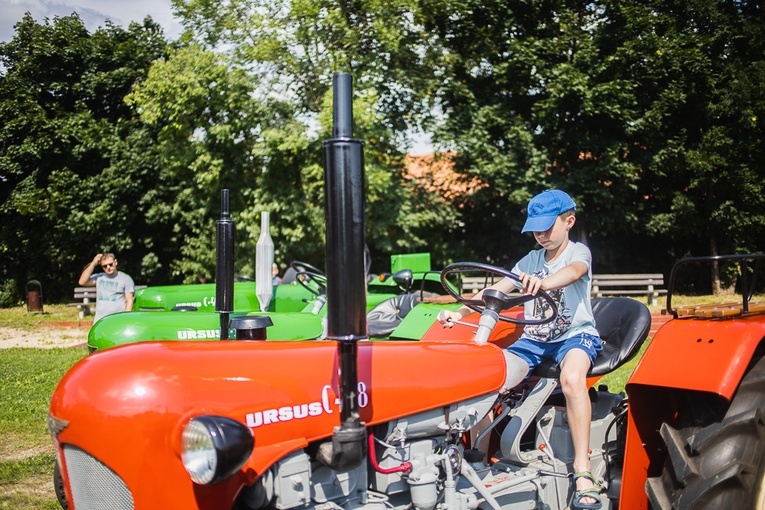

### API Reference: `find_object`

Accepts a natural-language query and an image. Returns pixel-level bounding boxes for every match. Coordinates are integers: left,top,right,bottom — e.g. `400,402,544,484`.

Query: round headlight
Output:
182,419,218,484
181,416,254,485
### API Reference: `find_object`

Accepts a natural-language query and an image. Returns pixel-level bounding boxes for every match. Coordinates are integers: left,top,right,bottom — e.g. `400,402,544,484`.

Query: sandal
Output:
571,471,602,510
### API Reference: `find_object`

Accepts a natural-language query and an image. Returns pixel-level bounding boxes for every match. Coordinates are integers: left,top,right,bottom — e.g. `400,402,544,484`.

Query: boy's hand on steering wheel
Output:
519,272,545,296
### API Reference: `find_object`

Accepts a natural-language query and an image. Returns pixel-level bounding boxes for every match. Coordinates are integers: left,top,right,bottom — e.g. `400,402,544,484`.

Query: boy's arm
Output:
520,261,588,296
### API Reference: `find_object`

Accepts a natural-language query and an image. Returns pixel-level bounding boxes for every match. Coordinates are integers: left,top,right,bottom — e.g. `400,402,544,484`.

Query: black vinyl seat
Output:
532,297,652,378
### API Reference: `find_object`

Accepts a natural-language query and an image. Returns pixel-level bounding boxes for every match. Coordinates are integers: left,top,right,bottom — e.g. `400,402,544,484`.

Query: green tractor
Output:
90,249,471,352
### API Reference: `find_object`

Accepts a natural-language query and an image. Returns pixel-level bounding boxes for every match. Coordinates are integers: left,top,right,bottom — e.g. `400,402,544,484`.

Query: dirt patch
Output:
0,443,51,463
0,326,88,349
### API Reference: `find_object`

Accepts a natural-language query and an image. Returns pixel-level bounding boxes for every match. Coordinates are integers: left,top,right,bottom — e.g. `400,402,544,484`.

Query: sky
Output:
1,0,183,42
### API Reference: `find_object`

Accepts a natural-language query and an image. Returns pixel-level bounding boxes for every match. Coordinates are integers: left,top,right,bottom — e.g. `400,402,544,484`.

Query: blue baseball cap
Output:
521,190,577,233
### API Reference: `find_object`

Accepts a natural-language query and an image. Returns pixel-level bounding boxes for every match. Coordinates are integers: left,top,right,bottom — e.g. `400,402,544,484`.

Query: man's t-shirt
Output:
93,271,135,322
508,241,598,343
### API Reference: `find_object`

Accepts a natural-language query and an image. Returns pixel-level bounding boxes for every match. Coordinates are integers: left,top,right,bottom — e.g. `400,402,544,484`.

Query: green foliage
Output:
1,1,764,294
0,279,20,308
0,14,173,300
408,0,763,272
614,0,765,273
127,43,327,275
134,2,461,273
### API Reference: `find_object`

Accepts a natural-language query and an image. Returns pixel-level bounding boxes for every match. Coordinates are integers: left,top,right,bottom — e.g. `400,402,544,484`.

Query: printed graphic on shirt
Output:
98,277,126,302
525,269,572,342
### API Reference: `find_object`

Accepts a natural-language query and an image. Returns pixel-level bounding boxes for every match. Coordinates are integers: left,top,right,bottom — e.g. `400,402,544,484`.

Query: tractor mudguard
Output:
49,340,507,509
88,311,325,350
628,315,765,397
618,315,765,509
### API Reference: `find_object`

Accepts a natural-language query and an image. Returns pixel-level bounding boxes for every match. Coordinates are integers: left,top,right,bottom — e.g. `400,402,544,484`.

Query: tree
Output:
0,14,171,301
411,0,649,267
127,43,326,279
3,1,762,302
165,0,459,272
604,0,765,289
412,0,764,280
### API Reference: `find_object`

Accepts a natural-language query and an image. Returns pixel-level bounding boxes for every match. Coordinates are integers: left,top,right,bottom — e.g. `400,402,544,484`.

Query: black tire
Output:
53,461,69,509
646,355,765,509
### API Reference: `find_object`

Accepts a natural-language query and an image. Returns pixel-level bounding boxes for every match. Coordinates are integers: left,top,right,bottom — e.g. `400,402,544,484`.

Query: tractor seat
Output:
367,293,421,338
532,297,651,378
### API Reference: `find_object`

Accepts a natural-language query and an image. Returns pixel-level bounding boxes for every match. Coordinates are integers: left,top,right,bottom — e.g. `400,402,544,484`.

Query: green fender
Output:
387,302,461,340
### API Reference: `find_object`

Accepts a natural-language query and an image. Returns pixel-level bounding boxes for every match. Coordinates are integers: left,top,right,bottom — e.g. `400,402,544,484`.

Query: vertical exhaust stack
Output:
215,189,235,340
319,73,367,471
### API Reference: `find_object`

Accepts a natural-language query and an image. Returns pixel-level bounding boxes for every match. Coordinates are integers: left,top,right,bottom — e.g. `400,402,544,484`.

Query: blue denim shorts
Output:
507,332,603,372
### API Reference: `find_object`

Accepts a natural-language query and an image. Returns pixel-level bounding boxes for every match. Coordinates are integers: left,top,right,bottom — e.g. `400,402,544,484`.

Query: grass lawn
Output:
0,305,88,509
0,347,88,509
0,304,90,330
598,339,650,394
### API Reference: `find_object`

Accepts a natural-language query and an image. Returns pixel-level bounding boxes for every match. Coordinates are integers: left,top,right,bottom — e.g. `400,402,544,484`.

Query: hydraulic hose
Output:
367,434,412,475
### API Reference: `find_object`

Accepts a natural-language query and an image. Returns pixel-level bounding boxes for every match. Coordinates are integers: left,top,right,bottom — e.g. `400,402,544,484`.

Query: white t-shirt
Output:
508,241,598,343
93,271,135,322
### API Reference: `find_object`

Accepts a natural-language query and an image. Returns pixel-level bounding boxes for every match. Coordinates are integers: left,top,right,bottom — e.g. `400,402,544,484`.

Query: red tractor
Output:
48,74,765,510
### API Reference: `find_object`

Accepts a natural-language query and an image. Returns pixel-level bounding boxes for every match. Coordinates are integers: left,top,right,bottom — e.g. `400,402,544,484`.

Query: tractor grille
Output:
62,444,134,510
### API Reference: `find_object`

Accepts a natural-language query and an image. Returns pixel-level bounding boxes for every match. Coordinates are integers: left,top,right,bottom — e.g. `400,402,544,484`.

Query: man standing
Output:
78,253,135,322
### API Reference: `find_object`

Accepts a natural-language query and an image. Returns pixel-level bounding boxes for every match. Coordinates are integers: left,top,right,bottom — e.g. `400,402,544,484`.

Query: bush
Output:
0,279,20,308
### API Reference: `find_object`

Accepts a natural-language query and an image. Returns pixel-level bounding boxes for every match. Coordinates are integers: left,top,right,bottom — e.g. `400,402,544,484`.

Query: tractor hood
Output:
134,282,314,313
49,339,506,508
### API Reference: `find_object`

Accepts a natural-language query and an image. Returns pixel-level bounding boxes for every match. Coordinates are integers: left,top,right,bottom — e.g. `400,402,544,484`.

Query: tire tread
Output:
645,356,765,509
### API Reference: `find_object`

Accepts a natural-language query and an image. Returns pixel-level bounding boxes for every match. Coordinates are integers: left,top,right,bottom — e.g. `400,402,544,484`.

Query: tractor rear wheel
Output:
646,355,765,509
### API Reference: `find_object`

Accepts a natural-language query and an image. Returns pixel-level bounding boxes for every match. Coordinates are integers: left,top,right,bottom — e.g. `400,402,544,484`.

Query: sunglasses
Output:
101,262,115,269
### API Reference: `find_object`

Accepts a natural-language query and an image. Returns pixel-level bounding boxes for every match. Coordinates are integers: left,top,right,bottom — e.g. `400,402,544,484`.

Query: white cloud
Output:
0,0,183,42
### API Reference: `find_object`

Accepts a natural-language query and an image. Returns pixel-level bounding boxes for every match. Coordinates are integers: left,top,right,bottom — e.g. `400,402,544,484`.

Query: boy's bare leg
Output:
560,349,598,506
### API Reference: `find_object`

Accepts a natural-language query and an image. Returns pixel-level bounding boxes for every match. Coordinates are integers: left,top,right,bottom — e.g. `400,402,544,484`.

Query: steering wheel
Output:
295,269,328,297
290,260,325,276
440,262,558,325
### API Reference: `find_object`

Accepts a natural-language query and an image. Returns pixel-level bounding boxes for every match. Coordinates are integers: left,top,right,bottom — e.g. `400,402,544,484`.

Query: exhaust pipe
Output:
215,189,235,340
318,73,367,471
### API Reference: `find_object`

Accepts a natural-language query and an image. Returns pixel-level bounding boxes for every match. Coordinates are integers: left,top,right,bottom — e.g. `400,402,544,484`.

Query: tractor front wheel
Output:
646,355,765,509
53,461,68,509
